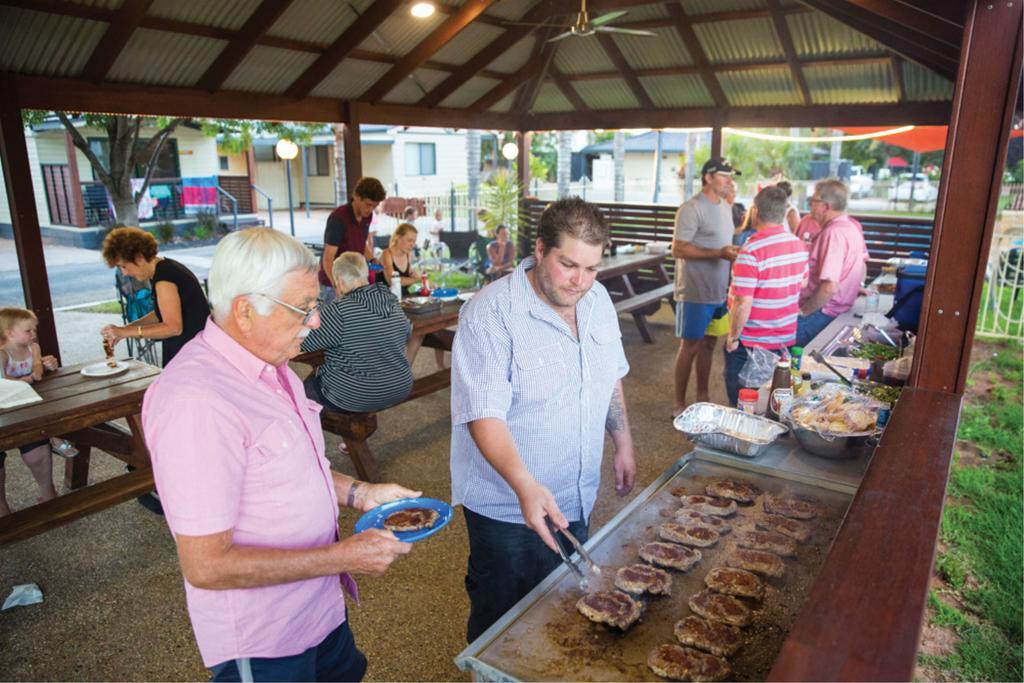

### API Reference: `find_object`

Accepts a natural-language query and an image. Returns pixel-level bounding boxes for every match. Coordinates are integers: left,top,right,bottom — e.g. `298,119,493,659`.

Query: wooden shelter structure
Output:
0,1,1020,680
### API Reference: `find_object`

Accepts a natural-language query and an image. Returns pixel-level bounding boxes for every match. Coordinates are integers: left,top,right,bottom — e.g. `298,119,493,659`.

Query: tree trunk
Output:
466,129,481,232
613,131,625,202
112,195,140,227
557,131,572,198
332,123,346,206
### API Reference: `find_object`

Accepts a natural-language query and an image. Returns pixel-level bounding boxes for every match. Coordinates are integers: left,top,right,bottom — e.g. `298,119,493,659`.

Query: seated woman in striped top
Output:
300,252,413,420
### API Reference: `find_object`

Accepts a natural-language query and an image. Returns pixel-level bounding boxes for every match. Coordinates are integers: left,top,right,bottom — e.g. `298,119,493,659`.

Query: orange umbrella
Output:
839,126,949,153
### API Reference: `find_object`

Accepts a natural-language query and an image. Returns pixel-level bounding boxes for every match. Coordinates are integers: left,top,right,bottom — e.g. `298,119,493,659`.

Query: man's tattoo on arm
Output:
606,384,625,433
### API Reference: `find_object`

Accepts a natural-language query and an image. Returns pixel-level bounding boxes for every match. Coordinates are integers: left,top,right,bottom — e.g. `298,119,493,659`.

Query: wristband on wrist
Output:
346,481,361,508
137,325,143,338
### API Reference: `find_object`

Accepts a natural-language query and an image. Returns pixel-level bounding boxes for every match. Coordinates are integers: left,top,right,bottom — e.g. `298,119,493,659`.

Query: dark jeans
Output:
303,374,350,414
724,344,748,407
209,619,366,682
463,507,588,644
795,310,836,348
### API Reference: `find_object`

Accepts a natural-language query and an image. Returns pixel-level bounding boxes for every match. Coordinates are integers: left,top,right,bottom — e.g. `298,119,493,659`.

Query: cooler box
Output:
887,263,927,333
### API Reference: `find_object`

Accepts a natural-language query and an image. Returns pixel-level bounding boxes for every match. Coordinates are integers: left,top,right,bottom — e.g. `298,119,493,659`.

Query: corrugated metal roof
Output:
438,75,501,108
786,11,885,58
430,21,507,66
380,67,450,104
695,17,783,63
107,29,226,87
640,74,715,108
221,46,317,94
65,0,122,8
682,0,767,15
532,81,575,113
610,4,670,21
573,78,641,110
487,33,538,74
902,61,955,101
804,62,898,104
146,0,261,31
613,27,693,69
356,6,447,57
552,36,615,75
483,0,538,21
266,0,368,46
487,88,519,113
718,67,802,106
0,8,107,78
309,58,391,99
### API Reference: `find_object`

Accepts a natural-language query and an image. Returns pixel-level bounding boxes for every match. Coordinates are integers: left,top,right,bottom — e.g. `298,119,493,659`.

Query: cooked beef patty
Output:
674,508,732,534
383,508,439,532
736,530,797,558
704,567,764,600
614,563,673,596
576,590,643,630
756,513,812,543
678,494,737,516
674,615,743,657
659,522,720,548
763,494,824,520
725,549,786,578
639,541,702,572
647,643,731,682
705,479,760,503
688,589,752,627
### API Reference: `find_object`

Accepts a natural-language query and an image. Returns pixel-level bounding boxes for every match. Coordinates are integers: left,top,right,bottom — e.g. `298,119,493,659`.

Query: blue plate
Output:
354,497,453,543
430,288,458,299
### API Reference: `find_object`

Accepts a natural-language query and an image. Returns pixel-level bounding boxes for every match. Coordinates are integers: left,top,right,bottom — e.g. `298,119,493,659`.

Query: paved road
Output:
0,245,217,309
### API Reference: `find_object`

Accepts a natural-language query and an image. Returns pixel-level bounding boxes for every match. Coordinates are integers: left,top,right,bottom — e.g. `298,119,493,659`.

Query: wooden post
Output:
0,74,60,362
63,129,86,227
517,131,531,197
341,104,362,199
909,0,1022,394
244,147,259,214
710,125,723,160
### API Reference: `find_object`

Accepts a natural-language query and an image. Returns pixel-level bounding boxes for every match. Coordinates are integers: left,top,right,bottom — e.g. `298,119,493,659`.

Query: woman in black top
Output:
100,227,210,366
380,223,421,296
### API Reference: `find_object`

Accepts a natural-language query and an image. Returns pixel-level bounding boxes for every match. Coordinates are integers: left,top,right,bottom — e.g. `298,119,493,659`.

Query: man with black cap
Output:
671,158,741,414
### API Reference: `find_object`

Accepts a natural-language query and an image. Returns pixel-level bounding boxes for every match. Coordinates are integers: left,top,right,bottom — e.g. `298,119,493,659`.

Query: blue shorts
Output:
209,619,366,682
676,302,728,340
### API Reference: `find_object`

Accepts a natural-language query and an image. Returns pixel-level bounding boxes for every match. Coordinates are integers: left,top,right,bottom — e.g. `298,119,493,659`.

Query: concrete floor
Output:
0,305,728,681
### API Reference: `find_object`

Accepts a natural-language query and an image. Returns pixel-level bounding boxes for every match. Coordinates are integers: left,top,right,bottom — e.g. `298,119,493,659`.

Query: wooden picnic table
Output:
0,358,160,546
597,251,673,343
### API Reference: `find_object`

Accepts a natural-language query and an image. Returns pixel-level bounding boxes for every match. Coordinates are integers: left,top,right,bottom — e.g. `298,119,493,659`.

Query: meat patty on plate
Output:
383,508,439,532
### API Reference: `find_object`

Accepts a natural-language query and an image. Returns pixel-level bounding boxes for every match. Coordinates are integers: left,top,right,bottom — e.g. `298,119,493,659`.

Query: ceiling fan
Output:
507,0,656,42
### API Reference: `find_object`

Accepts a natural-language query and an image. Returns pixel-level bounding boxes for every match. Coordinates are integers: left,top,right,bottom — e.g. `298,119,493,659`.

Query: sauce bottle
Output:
766,358,792,422
419,274,430,297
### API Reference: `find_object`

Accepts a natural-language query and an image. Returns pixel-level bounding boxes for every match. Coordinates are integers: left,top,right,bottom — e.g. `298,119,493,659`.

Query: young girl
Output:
0,307,74,516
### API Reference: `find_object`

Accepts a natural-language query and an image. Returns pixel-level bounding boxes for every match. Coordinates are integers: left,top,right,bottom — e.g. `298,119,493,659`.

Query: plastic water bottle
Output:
391,271,402,300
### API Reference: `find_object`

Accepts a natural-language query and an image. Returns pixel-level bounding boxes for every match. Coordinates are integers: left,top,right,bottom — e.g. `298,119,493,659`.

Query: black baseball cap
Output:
700,158,742,177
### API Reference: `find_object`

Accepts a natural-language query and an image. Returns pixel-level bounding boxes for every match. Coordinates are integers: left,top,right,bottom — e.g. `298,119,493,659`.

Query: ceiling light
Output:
411,2,435,18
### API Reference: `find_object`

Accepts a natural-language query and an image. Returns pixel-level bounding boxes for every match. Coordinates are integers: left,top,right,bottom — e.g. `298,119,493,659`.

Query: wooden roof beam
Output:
513,30,560,115
470,45,555,113
766,0,811,106
548,66,588,111
595,34,655,110
284,0,404,100
360,0,495,104
195,0,294,92
891,55,907,102
847,0,963,48
79,0,153,83
665,2,728,108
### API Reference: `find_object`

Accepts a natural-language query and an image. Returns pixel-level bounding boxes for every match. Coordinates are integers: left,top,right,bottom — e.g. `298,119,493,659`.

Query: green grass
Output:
64,300,122,314
976,283,1024,339
922,340,1024,681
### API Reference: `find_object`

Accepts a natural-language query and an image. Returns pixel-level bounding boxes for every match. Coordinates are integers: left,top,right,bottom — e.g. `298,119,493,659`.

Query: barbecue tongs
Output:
545,517,601,590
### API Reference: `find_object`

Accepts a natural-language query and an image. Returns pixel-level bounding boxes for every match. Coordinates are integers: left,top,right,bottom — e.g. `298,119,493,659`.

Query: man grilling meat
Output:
450,198,637,643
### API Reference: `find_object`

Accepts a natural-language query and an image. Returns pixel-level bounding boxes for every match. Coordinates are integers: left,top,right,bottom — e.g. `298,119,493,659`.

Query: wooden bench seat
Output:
613,283,675,343
319,368,452,482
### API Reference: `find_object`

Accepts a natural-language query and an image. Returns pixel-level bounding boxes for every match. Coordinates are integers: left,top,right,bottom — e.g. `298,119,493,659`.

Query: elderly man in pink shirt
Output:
796,179,869,347
143,228,418,682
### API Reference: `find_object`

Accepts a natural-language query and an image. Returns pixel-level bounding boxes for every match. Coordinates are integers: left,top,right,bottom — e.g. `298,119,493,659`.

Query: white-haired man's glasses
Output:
248,293,321,326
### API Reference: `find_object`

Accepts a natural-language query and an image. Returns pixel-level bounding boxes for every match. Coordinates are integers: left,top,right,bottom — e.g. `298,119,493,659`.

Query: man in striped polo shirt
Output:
724,186,809,406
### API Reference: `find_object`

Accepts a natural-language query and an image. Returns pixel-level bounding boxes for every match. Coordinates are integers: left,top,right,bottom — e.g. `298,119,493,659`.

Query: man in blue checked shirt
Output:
450,197,637,643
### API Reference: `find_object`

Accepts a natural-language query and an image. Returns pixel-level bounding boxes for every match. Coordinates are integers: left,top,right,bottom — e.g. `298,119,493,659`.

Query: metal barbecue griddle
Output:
455,451,858,682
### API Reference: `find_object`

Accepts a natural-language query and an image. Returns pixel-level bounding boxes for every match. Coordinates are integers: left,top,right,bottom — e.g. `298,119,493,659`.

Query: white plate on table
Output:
457,292,475,302
80,360,131,377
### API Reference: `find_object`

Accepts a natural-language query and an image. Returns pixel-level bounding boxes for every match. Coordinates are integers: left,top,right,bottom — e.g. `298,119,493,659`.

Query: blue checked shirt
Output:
450,256,630,524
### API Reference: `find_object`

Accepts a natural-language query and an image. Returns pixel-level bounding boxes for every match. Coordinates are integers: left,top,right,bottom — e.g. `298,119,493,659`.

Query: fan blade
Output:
595,26,656,37
590,10,628,27
547,30,576,42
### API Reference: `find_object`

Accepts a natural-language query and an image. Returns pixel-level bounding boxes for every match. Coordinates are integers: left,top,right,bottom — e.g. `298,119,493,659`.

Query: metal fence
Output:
976,211,1024,340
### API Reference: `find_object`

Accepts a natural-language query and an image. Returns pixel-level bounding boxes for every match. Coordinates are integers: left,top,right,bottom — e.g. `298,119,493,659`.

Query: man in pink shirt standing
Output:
796,179,868,347
143,228,419,682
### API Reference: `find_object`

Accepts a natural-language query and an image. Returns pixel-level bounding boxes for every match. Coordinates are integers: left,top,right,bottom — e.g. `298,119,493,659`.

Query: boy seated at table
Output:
0,307,78,516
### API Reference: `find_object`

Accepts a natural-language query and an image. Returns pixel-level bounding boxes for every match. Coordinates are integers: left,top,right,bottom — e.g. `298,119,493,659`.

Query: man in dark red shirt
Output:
320,177,386,300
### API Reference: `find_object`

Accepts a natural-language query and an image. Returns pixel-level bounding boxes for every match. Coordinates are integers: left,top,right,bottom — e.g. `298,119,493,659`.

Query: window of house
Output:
219,155,230,171
405,142,436,176
253,145,275,162
87,137,180,180
305,145,330,176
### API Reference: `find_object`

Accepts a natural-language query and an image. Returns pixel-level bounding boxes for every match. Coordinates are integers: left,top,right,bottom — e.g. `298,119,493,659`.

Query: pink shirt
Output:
731,225,808,349
142,318,348,667
800,214,868,317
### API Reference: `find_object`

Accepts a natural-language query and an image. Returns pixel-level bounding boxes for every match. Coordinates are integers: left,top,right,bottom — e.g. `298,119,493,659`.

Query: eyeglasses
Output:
248,293,321,325
807,197,827,208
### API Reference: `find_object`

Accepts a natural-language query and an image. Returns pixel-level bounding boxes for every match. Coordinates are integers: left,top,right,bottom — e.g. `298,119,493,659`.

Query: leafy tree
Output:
530,132,558,181
480,169,521,238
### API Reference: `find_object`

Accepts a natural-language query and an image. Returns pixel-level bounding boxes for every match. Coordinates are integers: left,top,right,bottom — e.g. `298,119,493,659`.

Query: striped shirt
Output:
730,224,809,350
300,282,412,412
450,256,629,525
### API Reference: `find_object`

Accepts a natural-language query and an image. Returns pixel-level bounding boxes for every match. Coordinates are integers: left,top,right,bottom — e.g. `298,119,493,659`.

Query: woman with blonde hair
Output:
380,222,422,296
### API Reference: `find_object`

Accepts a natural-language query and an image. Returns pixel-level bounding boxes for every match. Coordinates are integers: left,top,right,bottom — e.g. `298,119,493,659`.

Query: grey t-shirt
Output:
673,192,734,304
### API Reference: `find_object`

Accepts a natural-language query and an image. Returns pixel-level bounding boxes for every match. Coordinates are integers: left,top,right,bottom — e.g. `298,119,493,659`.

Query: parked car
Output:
888,173,939,201
848,165,874,198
